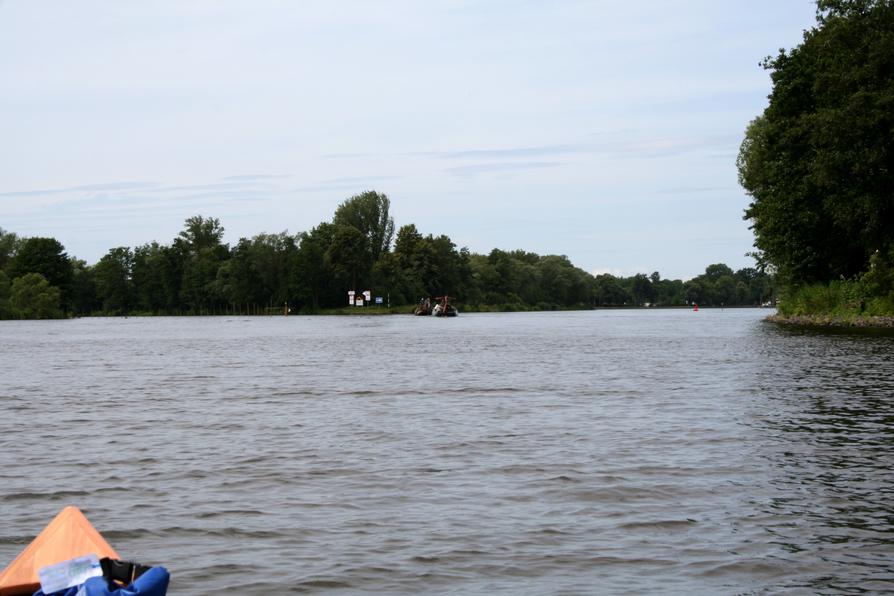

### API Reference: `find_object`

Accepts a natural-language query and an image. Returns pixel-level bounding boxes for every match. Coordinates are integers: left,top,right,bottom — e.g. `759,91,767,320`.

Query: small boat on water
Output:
431,295,458,317
412,296,458,316
0,507,169,596
414,297,432,316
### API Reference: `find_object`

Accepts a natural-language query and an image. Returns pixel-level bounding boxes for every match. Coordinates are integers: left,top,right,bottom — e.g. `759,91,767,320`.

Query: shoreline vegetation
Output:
737,1,894,329
68,304,765,318
0,192,775,321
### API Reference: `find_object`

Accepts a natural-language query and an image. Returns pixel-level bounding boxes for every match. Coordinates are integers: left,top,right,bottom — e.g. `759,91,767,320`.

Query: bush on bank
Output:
778,248,894,318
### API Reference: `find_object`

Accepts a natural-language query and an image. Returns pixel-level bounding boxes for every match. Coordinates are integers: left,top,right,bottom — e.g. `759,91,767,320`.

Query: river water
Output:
1,309,893,594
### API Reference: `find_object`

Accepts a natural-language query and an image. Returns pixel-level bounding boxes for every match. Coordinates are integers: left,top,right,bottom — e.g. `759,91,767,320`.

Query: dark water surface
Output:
2,309,893,594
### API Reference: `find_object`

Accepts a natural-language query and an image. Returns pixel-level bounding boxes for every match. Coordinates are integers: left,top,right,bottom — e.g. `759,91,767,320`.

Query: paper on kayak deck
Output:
0,505,120,595
38,554,102,594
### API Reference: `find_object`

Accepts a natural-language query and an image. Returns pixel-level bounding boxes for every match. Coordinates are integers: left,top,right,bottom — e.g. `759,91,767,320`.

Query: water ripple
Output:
1,311,893,594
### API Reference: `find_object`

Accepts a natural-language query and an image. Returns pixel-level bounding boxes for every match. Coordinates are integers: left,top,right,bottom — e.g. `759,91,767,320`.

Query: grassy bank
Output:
771,267,894,328
779,280,894,317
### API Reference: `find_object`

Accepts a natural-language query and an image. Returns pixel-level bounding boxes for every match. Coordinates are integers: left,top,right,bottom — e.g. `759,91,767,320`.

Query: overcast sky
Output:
0,1,817,279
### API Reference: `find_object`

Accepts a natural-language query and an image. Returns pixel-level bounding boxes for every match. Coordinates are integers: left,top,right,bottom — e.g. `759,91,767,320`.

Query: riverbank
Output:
1,304,769,320
310,304,731,316
767,313,894,328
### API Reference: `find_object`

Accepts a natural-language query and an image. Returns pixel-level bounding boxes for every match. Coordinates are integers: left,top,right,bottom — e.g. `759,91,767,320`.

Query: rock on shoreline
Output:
767,314,894,328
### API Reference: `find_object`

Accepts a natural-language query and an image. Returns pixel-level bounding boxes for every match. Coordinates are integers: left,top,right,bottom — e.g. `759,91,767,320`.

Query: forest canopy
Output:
0,191,773,319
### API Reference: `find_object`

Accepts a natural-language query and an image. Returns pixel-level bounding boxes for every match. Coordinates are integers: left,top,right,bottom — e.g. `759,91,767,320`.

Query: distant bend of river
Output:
2,309,893,594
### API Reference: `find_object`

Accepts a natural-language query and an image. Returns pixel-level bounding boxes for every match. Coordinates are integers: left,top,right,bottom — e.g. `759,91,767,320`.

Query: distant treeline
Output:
0,191,774,319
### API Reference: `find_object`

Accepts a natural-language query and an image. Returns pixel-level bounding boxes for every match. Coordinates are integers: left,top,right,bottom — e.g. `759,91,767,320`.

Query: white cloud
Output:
0,0,817,277
591,267,654,278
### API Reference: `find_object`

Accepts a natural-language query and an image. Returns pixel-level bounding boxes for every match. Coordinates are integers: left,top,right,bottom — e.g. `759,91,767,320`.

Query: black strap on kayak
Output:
100,558,153,586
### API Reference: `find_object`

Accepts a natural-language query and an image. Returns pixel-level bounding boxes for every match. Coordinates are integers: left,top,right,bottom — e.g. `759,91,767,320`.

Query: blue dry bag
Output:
34,566,169,596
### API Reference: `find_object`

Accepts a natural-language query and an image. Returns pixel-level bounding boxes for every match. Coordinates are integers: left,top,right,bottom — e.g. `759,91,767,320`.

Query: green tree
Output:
514,255,544,305
738,0,894,286
8,237,74,310
222,238,264,308
654,278,685,306
10,273,63,319
160,242,187,312
392,224,429,300
680,263,774,306
630,273,655,306
326,225,369,291
468,253,502,305
486,249,522,304
93,247,134,314
177,216,228,313
250,232,300,306
70,258,99,315
371,251,408,305
332,191,395,263
593,274,630,306
714,275,738,306
223,232,300,309
0,270,11,318
703,263,734,280
179,215,225,253
131,243,173,314
684,278,706,305
388,224,471,303
734,267,775,304
296,224,337,309
0,227,20,272
425,235,468,297
538,255,590,306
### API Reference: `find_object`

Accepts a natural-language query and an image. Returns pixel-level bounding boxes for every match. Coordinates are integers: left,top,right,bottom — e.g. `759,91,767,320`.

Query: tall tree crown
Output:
738,0,894,285
332,191,395,263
